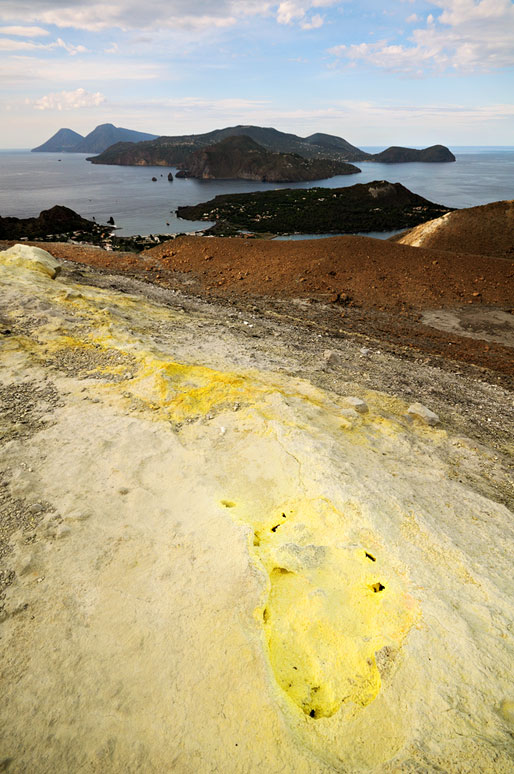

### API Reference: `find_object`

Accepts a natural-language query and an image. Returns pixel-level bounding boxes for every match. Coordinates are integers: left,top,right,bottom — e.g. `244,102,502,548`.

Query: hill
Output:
373,145,456,163
305,132,364,155
32,124,158,154
391,199,514,258
177,180,452,235
87,124,366,166
73,124,158,153
0,206,101,240
178,135,360,182
87,126,455,167
32,128,84,153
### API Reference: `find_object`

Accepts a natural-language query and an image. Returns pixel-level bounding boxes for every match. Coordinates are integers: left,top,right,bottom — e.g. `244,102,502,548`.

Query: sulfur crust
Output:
1,247,513,773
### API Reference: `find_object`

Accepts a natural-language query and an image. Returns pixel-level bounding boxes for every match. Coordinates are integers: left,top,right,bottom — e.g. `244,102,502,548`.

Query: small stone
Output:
360,347,370,356
344,397,368,414
29,503,44,514
65,510,90,522
55,525,71,539
323,350,340,367
407,402,440,426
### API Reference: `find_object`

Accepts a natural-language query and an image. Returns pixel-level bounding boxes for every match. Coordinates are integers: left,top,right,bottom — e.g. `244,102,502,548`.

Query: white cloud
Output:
406,14,419,23
301,12,324,28
0,38,43,51
0,0,336,32
142,96,271,112
329,0,514,73
276,0,336,26
54,37,88,55
0,25,49,36
0,56,163,85
0,35,88,54
32,86,105,110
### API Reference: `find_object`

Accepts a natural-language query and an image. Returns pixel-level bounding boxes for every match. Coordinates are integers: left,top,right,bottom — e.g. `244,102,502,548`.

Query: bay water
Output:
0,147,513,238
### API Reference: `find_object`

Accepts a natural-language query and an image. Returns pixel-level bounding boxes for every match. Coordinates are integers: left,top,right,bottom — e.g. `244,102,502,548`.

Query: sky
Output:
0,0,513,148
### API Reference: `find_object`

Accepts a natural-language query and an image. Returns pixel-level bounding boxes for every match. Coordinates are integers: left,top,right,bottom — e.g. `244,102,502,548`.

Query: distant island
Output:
176,181,454,235
84,124,455,167
171,135,360,182
32,124,158,154
372,145,455,163
32,123,455,169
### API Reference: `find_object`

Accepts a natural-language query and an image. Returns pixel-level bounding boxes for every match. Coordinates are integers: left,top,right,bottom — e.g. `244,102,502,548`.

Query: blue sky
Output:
1,0,513,147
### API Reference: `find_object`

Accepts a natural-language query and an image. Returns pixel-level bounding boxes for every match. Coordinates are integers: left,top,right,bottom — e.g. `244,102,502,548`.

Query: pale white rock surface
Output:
407,402,441,426
1,243,61,278
0,247,512,773
344,396,369,413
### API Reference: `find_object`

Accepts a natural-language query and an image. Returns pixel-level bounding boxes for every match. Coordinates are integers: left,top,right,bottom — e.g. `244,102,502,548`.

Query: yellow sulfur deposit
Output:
252,499,416,718
1,247,513,774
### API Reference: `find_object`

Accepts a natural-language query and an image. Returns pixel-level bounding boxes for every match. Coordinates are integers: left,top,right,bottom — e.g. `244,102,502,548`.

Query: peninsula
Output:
176,181,453,235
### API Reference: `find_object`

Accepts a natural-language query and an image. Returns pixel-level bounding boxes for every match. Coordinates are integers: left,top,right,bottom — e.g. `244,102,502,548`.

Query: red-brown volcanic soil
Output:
3,234,513,381
392,200,514,260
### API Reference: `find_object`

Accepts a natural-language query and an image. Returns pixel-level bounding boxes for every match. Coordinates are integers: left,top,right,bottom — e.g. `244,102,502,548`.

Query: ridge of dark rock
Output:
178,135,360,182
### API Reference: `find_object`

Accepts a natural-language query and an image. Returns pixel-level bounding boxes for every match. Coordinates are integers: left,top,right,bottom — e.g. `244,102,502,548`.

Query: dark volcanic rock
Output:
86,124,455,168
175,170,189,178
71,124,158,154
371,145,456,163
32,128,84,153
33,124,158,155
177,180,453,235
180,135,360,182
168,172,174,181
0,206,99,240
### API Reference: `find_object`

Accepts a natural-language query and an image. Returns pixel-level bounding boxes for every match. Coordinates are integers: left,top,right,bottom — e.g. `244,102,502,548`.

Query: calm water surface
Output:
1,147,513,237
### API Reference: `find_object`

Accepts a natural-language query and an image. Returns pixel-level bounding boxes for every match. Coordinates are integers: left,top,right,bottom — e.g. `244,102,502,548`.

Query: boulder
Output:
407,402,440,426
0,244,61,279
344,397,368,414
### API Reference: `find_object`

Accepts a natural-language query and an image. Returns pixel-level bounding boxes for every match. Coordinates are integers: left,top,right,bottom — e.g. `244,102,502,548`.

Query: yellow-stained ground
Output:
0,245,513,773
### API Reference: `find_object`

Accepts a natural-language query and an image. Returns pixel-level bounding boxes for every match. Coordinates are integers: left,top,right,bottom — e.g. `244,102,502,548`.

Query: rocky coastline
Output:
0,206,185,252
177,181,454,235
175,135,360,182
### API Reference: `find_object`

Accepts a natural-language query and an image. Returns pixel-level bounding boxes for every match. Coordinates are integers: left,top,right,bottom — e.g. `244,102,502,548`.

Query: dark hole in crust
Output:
365,551,376,562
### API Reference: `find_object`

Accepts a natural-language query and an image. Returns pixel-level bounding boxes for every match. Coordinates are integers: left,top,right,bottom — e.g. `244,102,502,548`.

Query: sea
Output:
1,146,513,239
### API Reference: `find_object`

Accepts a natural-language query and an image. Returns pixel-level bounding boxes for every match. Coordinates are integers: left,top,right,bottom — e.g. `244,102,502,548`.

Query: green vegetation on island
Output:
84,124,455,167
176,181,454,235
177,135,360,182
